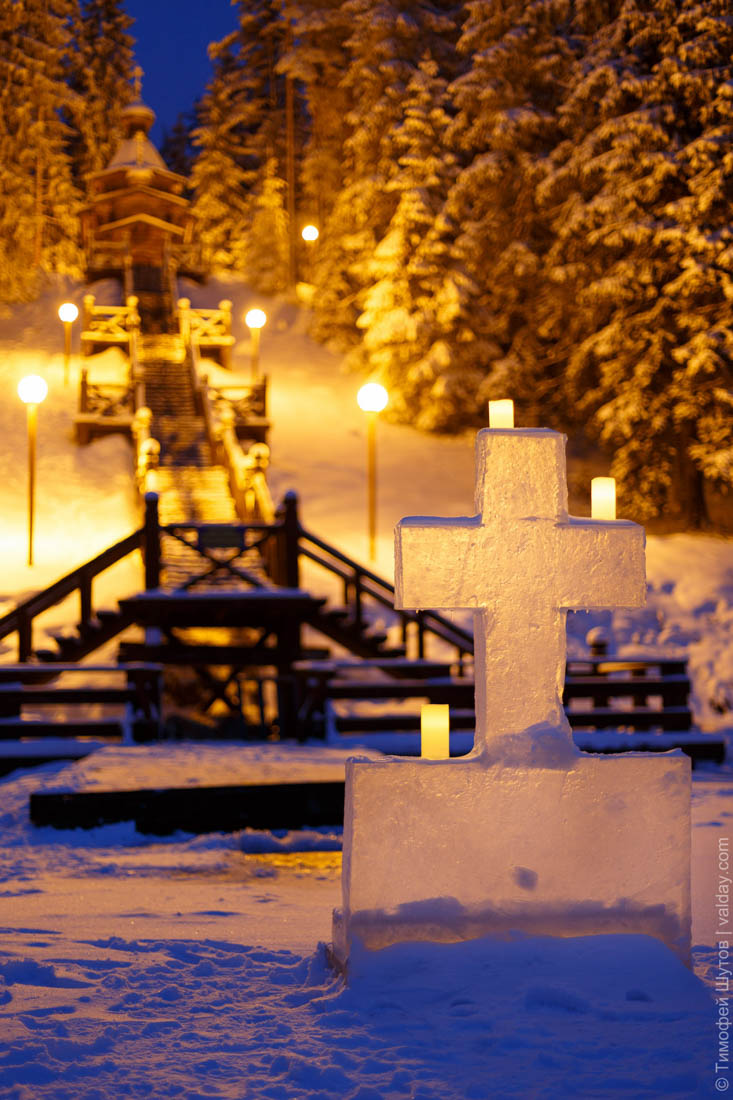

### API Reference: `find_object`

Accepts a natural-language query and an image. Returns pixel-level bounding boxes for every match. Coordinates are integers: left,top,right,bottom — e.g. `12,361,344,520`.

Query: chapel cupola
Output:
80,67,198,303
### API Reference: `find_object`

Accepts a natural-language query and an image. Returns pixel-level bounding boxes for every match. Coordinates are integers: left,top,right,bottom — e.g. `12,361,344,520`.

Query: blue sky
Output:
123,0,237,142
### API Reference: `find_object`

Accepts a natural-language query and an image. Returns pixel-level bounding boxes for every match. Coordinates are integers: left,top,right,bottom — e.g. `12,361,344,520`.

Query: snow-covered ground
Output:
0,747,726,1099
0,276,731,1097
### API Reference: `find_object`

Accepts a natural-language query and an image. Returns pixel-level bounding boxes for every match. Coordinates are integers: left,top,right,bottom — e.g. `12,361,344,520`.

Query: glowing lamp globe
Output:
245,308,267,330
301,224,319,242
18,375,48,405
357,383,388,413
58,302,79,324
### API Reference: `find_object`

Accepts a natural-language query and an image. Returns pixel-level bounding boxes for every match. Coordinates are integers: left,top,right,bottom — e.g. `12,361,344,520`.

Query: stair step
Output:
0,717,125,740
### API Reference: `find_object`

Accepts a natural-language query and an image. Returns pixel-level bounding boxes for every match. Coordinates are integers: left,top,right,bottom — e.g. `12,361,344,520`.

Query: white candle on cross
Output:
488,400,514,428
591,477,616,520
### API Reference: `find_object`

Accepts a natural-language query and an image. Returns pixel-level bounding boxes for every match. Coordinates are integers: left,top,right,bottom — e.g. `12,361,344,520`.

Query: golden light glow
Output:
245,308,267,330
18,375,48,405
591,476,616,520
488,399,514,428
301,224,319,242
421,704,450,759
58,302,79,324
357,382,388,413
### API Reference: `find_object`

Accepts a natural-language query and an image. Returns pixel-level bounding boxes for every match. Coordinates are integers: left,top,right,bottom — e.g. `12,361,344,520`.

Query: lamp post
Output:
357,382,388,561
245,308,267,381
58,302,79,385
18,374,48,567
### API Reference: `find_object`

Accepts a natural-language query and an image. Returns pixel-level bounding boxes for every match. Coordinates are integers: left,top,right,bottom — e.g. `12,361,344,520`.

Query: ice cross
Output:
395,428,646,751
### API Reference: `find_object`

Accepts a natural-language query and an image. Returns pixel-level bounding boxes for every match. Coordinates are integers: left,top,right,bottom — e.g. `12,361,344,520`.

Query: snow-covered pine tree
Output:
277,0,351,238
66,0,135,187
309,0,461,348
540,0,733,525
243,155,290,292
191,36,252,273
236,0,293,291
161,112,197,179
440,0,574,426
351,55,462,426
0,0,82,301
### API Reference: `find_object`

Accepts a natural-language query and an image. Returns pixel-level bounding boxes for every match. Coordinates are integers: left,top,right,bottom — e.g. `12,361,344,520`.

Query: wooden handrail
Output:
0,529,143,661
296,519,474,661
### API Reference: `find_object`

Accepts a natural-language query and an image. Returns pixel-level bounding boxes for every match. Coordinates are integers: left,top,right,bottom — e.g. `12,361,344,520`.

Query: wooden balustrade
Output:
177,297,234,369
81,293,140,356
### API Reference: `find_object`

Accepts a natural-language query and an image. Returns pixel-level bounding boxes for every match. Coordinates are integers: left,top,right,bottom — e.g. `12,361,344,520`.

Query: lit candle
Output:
591,477,616,520
488,399,514,428
421,704,450,759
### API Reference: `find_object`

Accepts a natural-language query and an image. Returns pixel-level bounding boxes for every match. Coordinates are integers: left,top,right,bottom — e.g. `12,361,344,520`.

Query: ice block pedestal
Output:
333,428,691,968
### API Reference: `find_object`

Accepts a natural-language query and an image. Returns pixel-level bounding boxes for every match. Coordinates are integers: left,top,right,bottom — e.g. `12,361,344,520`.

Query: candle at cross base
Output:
421,704,450,759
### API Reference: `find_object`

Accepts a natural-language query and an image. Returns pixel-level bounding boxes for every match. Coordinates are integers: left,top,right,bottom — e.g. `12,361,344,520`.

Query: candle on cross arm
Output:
421,704,450,759
591,477,616,520
488,400,514,428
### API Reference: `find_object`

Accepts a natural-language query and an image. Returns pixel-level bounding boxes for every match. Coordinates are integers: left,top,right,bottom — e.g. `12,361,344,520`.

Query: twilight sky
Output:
123,0,237,143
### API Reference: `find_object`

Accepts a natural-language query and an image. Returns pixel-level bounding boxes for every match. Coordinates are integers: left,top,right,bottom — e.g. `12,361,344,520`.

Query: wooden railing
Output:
268,493,474,666
182,324,274,524
217,409,275,524
0,531,144,662
178,297,234,369
81,293,140,356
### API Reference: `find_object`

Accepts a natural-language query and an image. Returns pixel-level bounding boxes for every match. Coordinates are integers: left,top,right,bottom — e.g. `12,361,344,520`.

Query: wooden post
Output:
282,491,300,589
18,610,32,663
79,566,93,626
82,294,95,358
144,492,161,590
178,297,191,345
219,300,232,369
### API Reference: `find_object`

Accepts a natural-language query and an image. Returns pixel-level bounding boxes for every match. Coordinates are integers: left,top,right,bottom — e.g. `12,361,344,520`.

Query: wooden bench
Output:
295,655,726,767
0,663,162,743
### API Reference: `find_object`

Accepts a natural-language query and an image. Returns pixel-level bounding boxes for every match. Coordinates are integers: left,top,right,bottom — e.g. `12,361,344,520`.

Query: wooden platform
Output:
28,743,366,835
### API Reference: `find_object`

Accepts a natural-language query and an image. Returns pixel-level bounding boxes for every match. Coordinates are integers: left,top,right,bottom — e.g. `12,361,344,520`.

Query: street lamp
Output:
18,374,48,567
244,308,267,381
357,382,388,561
58,302,79,385
301,224,319,243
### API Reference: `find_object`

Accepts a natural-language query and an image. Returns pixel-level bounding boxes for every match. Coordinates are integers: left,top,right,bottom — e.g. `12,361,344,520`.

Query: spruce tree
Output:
66,0,135,187
351,56,461,426
192,1,291,285
191,37,251,272
0,0,82,301
160,112,197,179
310,0,461,347
541,0,733,524
441,0,574,426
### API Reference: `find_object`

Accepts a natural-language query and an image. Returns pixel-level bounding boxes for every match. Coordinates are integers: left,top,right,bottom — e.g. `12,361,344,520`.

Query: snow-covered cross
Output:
395,428,646,752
